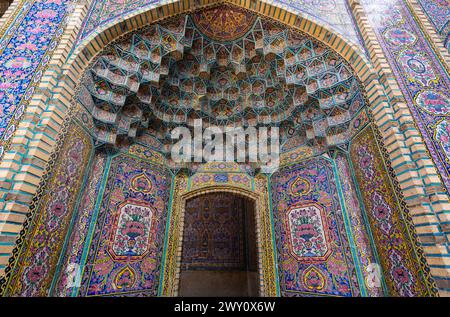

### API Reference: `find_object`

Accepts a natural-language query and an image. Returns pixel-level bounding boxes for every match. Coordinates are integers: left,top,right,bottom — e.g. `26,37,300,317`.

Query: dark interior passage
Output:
179,193,258,297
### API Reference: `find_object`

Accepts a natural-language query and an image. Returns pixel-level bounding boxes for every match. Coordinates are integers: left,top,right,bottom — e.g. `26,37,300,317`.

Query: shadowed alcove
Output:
179,192,258,297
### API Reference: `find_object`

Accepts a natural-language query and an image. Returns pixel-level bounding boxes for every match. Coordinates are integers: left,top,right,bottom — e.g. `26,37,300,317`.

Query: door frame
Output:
159,174,279,296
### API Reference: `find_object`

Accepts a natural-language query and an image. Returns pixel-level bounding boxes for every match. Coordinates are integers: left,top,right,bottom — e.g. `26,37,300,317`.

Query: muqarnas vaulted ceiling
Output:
77,5,367,155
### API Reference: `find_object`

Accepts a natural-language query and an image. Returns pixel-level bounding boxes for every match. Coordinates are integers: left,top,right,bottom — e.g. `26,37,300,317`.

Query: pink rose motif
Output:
95,259,114,276
360,155,371,168
69,146,82,161
373,204,389,219
29,26,44,34
50,201,66,217
17,43,38,51
305,270,322,289
36,9,57,19
46,0,63,4
123,221,145,239
296,223,317,241
26,265,45,284
0,82,16,89
393,266,410,284
90,284,103,293
337,282,350,294
116,270,133,288
5,57,31,69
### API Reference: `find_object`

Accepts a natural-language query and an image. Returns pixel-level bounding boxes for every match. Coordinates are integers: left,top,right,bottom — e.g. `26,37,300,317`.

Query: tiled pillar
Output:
0,0,92,277
349,0,450,295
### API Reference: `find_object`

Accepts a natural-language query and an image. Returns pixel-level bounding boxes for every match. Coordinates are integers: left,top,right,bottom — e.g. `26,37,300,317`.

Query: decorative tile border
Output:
0,107,93,295
350,123,437,296
406,0,450,64
0,0,90,276
358,0,450,192
350,0,450,295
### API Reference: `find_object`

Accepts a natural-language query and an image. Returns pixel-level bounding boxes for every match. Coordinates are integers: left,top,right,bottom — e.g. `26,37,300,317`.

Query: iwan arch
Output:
0,0,448,297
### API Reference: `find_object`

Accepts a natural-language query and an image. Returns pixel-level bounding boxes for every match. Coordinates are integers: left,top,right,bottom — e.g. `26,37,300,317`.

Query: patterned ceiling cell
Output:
78,5,365,154
181,193,247,270
271,156,362,297
192,5,257,41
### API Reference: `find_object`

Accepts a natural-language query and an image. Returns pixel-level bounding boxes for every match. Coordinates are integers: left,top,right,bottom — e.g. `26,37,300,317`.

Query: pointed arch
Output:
160,178,278,297
67,0,376,89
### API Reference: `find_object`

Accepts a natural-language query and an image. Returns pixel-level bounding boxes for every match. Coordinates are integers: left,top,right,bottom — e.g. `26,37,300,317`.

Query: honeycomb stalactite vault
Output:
0,0,448,297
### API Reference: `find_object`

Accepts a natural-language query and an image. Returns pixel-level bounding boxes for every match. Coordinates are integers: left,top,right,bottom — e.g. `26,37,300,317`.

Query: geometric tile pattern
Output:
75,0,363,50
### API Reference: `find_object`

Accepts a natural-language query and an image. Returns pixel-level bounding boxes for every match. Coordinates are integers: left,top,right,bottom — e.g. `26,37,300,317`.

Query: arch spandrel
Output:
73,0,365,57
